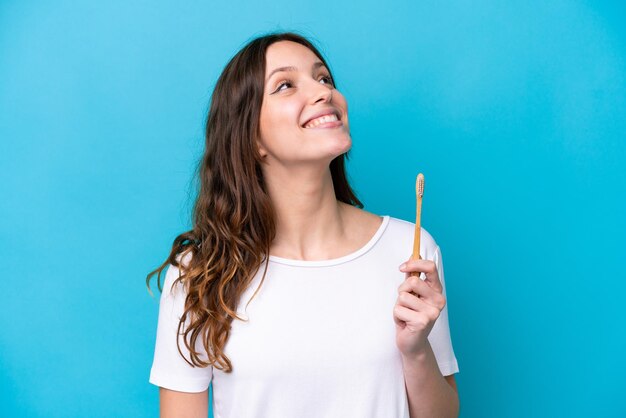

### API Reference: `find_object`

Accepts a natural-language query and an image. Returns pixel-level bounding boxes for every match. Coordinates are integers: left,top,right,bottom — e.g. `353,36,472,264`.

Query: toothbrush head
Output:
416,173,425,197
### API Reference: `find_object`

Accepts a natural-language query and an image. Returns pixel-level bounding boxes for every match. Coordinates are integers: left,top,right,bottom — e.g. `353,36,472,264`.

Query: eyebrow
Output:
266,61,327,83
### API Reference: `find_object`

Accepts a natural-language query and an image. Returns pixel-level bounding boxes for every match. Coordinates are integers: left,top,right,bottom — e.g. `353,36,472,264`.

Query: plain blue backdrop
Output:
1,1,625,417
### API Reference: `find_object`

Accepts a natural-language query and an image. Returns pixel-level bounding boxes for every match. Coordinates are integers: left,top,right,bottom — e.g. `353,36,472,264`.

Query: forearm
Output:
401,342,459,418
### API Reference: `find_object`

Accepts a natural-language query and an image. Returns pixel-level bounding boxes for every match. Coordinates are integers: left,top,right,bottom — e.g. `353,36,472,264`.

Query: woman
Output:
147,31,460,417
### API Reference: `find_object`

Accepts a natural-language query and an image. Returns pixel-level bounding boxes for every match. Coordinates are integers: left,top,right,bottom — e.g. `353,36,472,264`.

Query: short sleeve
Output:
427,245,460,376
148,260,213,392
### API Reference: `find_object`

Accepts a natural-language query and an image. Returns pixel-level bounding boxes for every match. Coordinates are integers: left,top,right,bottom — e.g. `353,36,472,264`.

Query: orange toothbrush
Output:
410,173,425,279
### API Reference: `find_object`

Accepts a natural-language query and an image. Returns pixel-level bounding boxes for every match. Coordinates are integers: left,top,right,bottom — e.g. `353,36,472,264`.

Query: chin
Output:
327,135,352,157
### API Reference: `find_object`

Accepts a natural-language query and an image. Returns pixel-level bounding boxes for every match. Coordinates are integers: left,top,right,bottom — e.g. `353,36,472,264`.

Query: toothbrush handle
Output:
410,196,422,277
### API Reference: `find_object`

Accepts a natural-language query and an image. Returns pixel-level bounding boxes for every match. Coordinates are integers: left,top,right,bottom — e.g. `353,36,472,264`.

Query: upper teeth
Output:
304,114,338,128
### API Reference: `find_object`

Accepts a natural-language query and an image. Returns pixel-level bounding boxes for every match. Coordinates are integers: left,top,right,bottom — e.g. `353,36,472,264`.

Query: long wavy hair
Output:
145,30,363,373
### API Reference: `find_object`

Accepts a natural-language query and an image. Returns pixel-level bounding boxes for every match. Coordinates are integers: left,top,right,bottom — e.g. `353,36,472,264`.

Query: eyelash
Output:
275,75,334,92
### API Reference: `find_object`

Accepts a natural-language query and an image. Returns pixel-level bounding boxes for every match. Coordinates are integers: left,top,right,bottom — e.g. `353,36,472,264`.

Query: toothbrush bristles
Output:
417,173,425,197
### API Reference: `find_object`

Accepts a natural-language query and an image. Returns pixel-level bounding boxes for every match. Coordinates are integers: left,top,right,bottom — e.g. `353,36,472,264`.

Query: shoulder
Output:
340,203,439,259
162,249,194,296
387,216,437,244
340,203,384,242
384,215,440,260
174,249,194,269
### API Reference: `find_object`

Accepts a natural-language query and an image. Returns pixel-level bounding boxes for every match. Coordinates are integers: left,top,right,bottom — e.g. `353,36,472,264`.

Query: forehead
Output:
264,41,320,75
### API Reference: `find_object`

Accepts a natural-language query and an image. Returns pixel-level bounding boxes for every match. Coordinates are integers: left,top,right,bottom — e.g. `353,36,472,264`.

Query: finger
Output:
400,259,442,293
393,304,417,323
398,277,446,310
399,274,442,300
400,259,437,278
393,304,430,328
396,290,442,320
399,259,436,274
398,275,439,298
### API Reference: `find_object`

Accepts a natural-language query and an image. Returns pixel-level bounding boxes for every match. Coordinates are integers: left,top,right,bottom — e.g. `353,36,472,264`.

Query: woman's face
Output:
258,41,351,168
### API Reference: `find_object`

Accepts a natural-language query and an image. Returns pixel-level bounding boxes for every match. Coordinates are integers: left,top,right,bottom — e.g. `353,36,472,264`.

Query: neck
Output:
263,164,348,260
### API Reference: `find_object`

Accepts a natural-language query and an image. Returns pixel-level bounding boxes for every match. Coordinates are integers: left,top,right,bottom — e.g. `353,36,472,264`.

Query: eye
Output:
320,75,334,86
276,79,294,92
274,74,335,93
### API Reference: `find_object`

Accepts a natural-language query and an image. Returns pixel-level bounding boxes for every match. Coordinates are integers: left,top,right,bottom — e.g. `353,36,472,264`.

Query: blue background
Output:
1,1,625,417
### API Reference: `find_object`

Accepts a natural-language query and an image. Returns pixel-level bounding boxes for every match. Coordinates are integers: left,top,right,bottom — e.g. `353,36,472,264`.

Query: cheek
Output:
331,93,349,124
261,104,301,138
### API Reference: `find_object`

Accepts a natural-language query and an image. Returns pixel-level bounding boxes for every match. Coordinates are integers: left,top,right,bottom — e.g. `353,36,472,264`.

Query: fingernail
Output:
399,263,407,270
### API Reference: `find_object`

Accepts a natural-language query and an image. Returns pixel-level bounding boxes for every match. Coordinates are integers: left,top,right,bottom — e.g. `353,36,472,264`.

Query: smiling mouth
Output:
303,119,344,129
302,113,343,129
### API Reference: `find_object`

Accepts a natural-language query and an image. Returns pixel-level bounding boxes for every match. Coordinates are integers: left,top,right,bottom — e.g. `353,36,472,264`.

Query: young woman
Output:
147,31,460,418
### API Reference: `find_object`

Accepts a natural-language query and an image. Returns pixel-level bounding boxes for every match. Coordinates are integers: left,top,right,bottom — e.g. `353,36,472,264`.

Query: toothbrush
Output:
410,173,425,279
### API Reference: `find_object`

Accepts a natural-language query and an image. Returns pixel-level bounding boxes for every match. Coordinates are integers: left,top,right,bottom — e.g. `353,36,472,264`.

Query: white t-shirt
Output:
149,215,459,417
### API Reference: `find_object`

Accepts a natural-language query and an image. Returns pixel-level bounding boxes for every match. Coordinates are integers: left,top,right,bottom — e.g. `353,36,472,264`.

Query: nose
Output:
307,78,333,104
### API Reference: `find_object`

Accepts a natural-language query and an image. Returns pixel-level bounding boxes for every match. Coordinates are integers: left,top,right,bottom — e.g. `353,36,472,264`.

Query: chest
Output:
221,263,404,379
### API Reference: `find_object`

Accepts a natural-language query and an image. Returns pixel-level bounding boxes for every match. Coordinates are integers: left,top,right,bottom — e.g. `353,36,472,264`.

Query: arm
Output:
402,343,460,418
396,244,460,417
159,387,208,418
150,258,213,417
445,374,458,393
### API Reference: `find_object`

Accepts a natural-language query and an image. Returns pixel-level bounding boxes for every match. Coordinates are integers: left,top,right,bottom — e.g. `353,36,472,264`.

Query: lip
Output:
301,108,342,127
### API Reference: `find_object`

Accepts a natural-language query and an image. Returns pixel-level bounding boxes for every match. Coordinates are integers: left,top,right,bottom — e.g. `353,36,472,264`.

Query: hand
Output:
393,258,446,358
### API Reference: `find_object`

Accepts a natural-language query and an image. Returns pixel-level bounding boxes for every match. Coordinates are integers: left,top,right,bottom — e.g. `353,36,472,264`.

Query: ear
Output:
256,140,268,158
